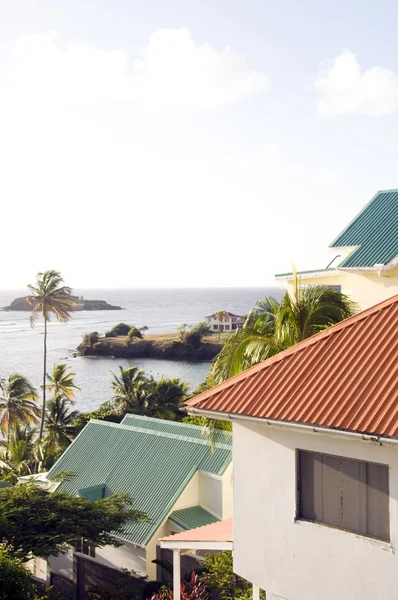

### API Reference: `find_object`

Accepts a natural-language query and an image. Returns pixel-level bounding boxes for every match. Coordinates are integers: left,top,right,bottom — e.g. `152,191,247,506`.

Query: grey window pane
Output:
322,454,342,528
299,451,317,520
341,458,367,535
367,463,390,541
298,451,390,542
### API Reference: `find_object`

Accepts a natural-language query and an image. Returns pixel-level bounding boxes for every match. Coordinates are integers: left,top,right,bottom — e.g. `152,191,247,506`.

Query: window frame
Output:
296,449,390,543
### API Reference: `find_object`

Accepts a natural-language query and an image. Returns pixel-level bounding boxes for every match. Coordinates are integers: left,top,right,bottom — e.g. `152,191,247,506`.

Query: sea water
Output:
0,287,282,412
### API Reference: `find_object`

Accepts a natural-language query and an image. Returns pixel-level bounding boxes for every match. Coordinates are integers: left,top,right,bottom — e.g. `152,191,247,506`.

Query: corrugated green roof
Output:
331,189,398,268
48,416,231,547
169,506,219,530
78,484,106,501
121,414,232,447
0,481,11,489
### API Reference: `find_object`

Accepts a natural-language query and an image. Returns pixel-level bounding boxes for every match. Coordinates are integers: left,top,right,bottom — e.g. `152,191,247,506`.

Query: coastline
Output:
76,332,228,362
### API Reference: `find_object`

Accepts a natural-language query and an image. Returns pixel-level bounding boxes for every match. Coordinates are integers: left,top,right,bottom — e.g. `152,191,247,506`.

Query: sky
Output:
1,0,398,289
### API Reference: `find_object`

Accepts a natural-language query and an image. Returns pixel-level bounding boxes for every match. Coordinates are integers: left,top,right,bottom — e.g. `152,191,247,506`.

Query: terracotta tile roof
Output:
162,518,233,543
186,295,398,439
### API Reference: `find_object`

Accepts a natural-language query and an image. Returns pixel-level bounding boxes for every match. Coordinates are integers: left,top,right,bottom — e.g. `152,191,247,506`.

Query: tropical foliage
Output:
0,548,40,600
111,366,189,420
46,363,80,403
0,363,80,480
0,484,147,561
27,270,76,439
202,551,264,600
150,572,208,600
127,327,143,343
211,279,356,383
0,374,40,450
42,394,80,467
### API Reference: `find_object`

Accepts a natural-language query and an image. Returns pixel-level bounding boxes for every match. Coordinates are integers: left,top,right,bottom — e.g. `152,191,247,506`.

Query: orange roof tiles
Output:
161,518,233,543
186,295,398,439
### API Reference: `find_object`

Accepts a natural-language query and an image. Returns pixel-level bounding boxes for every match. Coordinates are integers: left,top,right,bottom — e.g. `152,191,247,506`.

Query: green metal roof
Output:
78,484,106,501
121,414,232,447
330,189,398,268
169,506,220,531
0,481,11,489
48,415,231,547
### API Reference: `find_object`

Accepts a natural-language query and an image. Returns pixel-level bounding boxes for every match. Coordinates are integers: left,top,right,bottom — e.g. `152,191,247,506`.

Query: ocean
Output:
0,287,283,413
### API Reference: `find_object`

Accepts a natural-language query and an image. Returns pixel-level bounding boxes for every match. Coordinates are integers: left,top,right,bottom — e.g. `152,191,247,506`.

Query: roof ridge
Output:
121,413,228,434
186,294,398,407
88,419,232,450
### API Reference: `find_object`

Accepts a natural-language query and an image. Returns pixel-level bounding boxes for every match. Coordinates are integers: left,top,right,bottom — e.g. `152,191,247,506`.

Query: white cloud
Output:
9,28,267,110
314,50,398,117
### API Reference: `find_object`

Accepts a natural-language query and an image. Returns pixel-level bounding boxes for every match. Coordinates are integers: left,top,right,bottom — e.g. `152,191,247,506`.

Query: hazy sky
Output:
1,0,398,289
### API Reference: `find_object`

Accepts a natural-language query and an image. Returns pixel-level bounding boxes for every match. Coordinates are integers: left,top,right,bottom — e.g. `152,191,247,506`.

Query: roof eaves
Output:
185,407,398,444
274,268,339,279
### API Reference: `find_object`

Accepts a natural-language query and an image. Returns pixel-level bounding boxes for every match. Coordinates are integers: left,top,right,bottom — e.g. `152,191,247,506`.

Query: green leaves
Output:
0,374,39,438
211,284,357,383
111,367,189,420
0,548,38,600
0,485,147,561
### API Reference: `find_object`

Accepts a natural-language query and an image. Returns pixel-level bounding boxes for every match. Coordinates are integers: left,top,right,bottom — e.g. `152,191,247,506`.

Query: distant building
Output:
275,189,398,310
206,312,245,332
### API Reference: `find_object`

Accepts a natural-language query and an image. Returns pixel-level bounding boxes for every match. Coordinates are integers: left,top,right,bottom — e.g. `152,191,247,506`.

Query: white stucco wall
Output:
283,268,398,311
222,463,233,518
233,420,398,600
199,471,223,518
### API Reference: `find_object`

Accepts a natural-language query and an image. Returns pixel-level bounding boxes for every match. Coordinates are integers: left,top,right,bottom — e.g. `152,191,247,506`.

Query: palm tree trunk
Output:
39,319,47,440
5,426,9,461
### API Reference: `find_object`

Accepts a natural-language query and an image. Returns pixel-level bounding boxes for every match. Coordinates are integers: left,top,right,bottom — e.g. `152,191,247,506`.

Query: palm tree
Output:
44,394,80,462
0,374,40,453
111,366,149,414
46,363,80,403
145,376,190,420
215,310,228,339
0,423,37,477
212,278,356,383
27,270,77,440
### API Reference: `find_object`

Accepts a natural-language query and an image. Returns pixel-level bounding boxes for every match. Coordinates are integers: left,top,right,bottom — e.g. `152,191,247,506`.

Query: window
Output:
224,325,230,330
297,450,389,541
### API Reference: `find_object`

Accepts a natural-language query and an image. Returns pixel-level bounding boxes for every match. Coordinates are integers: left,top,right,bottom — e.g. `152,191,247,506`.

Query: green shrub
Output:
202,552,264,600
128,327,143,342
105,323,131,337
0,548,36,600
82,332,99,347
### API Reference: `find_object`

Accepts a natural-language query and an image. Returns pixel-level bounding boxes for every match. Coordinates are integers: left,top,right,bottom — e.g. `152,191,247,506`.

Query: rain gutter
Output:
185,407,398,448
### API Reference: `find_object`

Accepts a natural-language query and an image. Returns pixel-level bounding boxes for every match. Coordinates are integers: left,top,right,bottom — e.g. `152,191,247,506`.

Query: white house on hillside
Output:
187,294,398,600
205,312,245,332
30,415,232,585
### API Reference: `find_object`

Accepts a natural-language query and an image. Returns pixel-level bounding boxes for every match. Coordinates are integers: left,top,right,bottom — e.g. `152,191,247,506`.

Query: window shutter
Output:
366,463,389,541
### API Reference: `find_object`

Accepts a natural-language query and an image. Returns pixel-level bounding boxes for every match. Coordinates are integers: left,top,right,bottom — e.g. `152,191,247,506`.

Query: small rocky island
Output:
76,323,227,361
2,295,122,312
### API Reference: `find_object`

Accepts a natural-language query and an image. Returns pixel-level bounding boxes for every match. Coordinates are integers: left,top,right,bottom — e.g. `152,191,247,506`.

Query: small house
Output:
205,312,245,332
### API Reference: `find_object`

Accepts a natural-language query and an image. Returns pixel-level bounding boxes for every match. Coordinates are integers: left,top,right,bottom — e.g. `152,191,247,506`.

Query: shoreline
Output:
76,331,229,362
